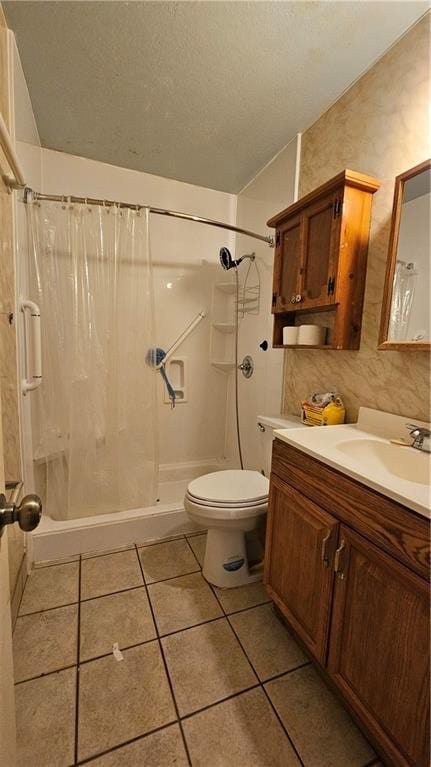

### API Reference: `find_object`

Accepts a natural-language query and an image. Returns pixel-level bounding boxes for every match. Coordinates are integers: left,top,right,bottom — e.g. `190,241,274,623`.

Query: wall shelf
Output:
212,323,235,333
210,360,236,370
215,282,237,294
273,344,335,350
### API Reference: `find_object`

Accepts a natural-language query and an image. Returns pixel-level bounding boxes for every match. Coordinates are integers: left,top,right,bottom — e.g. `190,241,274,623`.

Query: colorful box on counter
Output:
301,392,345,426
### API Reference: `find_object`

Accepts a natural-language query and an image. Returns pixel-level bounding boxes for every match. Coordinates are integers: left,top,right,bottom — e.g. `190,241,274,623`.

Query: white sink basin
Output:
274,407,431,518
336,439,429,486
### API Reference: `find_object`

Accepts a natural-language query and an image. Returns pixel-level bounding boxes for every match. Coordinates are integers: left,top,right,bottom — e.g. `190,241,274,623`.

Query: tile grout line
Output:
13,625,312,688
213,590,306,767
74,555,82,766
14,661,78,687
184,531,307,767
16,601,80,619
134,545,193,767
145,567,201,586
14,601,300,686
33,558,81,570
75,721,181,766
179,682,261,722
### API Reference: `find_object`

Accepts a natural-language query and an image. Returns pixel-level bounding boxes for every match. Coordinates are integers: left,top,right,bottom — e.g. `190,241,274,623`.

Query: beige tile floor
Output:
13,532,378,767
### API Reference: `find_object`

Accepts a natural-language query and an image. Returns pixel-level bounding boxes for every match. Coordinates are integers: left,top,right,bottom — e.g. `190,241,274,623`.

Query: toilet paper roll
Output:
283,326,298,345
297,325,326,346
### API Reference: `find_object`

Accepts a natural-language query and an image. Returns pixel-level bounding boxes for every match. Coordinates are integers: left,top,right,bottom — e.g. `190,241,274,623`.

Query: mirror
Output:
379,159,431,350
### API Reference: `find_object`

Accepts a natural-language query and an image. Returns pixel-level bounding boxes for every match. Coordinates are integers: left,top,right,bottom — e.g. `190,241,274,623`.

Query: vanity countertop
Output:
274,407,431,518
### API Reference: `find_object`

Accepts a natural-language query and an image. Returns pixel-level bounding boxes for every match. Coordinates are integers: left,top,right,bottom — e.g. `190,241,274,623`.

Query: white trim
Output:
238,134,301,197
294,133,301,202
29,503,201,563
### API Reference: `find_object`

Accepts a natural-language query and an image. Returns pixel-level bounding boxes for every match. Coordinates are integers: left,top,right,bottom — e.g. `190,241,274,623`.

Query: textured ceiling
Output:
4,1,429,193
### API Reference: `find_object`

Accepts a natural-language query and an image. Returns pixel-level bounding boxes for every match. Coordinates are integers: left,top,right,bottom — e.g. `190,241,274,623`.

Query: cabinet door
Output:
272,214,302,312
264,475,339,663
300,191,341,309
328,526,430,767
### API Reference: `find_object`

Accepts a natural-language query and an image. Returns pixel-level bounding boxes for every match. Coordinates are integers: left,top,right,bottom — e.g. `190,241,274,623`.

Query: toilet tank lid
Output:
257,414,304,429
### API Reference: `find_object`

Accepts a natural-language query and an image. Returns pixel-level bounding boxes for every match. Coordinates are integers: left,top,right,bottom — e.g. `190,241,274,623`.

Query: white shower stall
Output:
11,47,299,562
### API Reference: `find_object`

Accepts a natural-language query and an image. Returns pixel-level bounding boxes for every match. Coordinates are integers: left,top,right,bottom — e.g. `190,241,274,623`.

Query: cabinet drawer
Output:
271,439,430,579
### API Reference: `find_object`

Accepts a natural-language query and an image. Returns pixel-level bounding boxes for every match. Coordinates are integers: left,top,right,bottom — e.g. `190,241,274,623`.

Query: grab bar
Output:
5,480,24,505
156,309,207,369
20,299,42,394
0,111,27,191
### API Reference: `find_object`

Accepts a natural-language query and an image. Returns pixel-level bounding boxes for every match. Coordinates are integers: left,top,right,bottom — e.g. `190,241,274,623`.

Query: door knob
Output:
0,493,42,537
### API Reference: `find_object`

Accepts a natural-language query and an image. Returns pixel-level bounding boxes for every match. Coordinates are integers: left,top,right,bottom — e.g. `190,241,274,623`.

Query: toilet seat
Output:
185,494,268,521
187,470,269,506
185,491,267,509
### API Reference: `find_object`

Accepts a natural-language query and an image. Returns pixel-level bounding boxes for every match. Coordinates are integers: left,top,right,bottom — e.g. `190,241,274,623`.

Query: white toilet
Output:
184,414,304,588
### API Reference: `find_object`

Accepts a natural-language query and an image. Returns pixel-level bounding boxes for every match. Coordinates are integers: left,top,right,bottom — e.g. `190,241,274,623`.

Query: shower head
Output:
219,247,235,270
219,247,255,271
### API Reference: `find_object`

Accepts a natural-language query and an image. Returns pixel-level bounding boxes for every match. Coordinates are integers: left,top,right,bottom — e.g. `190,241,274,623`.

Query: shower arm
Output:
156,310,207,369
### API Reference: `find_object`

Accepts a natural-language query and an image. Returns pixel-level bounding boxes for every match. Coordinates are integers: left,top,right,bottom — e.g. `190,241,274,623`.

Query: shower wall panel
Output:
225,135,300,472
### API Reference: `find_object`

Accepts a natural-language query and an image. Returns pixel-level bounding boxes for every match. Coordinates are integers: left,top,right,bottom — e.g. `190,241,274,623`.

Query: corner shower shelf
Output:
215,282,237,294
210,360,236,370
212,323,236,333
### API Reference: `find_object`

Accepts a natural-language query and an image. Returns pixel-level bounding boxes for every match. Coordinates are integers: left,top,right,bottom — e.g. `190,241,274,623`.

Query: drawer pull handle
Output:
321,530,331,567
334,540,346,578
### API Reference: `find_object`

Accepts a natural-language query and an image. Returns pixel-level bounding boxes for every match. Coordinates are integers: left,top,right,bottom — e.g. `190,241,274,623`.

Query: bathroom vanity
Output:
264,410,430,767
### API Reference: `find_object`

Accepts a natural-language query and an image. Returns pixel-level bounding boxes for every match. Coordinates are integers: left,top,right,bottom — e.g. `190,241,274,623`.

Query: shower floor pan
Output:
28,461,227,565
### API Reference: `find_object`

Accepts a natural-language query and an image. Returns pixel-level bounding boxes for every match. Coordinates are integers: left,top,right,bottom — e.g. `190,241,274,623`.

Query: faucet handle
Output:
406,423,431,436
405,423,431,453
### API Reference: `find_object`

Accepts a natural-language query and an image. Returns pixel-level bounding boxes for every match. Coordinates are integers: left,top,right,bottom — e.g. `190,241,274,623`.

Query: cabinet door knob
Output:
334,540,346,578
321,530,331,567
290,295,296,304
295,294,303,303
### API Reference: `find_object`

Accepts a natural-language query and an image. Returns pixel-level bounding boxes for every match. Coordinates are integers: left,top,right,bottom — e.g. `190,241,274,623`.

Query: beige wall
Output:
0,9,25,600
283,14,431,423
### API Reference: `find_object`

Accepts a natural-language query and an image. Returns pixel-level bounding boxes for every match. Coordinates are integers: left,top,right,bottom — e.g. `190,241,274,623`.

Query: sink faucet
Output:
406,424,431,453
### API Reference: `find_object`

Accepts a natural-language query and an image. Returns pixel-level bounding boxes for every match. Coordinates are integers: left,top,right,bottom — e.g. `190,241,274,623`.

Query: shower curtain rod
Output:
24,188,274,247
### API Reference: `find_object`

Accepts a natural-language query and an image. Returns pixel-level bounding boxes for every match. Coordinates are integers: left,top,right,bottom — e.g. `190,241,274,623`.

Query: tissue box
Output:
301,395,345,426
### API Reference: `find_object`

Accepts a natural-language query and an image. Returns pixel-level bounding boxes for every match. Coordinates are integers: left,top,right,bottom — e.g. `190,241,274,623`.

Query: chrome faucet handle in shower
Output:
238,355,254,379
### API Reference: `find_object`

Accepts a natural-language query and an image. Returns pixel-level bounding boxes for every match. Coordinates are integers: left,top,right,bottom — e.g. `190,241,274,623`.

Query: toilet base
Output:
202,528,263,588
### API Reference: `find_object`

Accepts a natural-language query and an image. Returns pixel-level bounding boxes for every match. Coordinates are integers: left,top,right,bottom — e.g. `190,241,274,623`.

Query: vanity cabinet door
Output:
328,526,430,767
264,475,339,663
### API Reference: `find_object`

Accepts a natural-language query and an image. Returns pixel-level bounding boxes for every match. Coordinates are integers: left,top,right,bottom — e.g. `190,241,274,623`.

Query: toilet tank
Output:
256,415,305,477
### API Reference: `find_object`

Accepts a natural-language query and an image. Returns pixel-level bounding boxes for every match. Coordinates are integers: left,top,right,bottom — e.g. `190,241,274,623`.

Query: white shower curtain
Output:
26,197,159,520
388,260,417,341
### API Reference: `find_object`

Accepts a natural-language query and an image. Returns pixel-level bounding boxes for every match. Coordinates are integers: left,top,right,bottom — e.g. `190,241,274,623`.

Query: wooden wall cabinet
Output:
265,439,430,767
267,170,380,349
